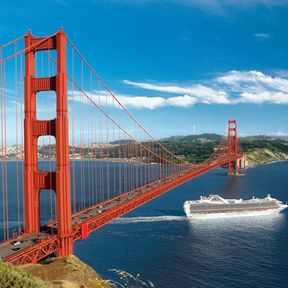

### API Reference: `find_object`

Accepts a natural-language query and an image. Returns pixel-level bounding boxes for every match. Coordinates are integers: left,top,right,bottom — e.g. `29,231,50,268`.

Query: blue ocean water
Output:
74,161,288,288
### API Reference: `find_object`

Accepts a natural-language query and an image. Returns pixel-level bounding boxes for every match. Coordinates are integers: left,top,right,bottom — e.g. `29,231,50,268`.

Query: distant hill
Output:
241,135,288,142
162,133,222,142
158,133,288,164
162,134,288,142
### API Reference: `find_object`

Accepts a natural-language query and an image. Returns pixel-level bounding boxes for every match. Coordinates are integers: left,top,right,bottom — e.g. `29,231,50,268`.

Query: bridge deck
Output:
1,156,240,265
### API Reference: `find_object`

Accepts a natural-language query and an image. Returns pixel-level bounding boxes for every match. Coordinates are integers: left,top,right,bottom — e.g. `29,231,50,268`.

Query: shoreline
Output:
243,159,288,170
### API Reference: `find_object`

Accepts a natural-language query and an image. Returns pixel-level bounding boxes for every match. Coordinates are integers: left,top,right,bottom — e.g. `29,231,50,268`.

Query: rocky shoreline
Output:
244,148,288,169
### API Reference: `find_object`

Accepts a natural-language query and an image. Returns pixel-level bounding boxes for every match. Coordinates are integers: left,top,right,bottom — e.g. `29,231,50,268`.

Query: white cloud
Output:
123,80,230,104
253,33,270,40
238,91,288,104
119,94,198,109
217,70,288,93
123,70,288,108
68,89,199,110
216,71,288,92
216,70,288,104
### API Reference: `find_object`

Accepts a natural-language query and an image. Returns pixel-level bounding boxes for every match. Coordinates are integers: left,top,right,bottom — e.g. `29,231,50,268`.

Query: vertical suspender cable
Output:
20,52,24,231
71,47,76,213
15,43,21,235
4,62,9,240
0,48,6,241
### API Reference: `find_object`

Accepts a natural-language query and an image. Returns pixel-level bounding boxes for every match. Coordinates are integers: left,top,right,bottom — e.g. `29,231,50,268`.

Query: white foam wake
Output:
112,215,186,224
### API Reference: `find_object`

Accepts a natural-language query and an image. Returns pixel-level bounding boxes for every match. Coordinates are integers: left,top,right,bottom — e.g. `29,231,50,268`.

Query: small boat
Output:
184,194,287,220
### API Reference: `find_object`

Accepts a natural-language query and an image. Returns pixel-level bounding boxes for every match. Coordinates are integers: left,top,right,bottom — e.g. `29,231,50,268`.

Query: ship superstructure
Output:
184,194,287,219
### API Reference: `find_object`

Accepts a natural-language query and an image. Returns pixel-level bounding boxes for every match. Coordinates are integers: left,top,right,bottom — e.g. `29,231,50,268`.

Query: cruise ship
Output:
184,194,287,219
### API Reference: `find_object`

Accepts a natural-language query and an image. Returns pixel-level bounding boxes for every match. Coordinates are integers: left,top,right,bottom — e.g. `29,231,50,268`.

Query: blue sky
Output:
1,0,288,138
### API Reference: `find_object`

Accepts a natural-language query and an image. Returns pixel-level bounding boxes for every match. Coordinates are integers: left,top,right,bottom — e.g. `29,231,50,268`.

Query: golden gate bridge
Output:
0,29,242,265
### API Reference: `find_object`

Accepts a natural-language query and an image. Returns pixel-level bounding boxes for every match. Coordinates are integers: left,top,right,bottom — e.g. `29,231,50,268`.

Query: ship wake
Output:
112,216,186,224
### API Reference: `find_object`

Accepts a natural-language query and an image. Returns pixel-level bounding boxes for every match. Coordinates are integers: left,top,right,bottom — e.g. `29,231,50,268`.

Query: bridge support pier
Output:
228,160,239,176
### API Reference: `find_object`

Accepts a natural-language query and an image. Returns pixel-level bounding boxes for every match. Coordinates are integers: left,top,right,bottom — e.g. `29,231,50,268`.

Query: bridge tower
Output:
24,28,73,256
227,120,239,176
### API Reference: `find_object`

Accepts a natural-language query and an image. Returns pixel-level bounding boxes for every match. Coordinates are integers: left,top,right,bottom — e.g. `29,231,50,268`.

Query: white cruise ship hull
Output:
184,205,287,220
184,194,288,220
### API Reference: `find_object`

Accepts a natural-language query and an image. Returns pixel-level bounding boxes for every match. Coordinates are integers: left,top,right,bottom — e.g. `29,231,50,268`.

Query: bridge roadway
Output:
1,155,240,265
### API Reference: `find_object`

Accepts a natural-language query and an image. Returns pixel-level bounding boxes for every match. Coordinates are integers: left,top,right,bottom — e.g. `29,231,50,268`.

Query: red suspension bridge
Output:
0,29,243,265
